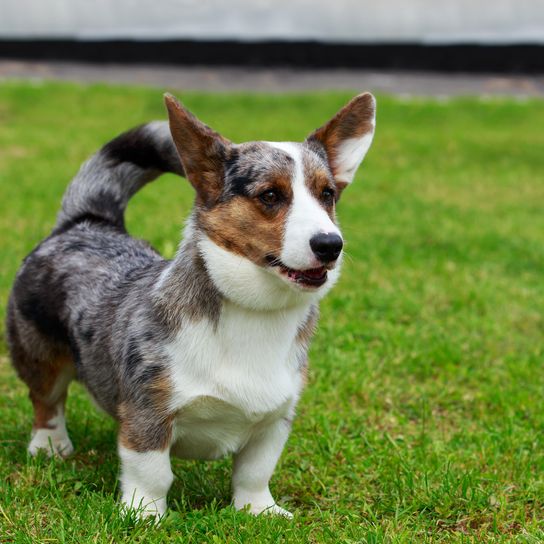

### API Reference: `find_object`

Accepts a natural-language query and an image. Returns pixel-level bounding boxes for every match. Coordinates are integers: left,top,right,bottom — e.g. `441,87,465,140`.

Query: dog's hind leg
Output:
27,358,75,458
7,300,76,458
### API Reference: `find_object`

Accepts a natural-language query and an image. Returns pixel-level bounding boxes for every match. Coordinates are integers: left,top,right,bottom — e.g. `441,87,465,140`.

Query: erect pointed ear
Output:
164,93,231,206
307,93,376,192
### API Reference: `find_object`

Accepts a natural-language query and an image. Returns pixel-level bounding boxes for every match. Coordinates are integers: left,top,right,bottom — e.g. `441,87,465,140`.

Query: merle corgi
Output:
7,92,376,517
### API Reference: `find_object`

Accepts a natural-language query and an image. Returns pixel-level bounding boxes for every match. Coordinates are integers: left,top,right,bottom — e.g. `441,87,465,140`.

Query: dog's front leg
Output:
118,442,173,518
232,418,293,518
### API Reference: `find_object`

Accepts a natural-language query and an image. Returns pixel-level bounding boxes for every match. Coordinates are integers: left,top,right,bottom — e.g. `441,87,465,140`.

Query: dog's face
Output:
165,94,375,310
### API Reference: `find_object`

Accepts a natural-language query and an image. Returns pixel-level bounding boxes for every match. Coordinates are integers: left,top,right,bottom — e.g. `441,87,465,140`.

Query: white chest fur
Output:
164,301,311,459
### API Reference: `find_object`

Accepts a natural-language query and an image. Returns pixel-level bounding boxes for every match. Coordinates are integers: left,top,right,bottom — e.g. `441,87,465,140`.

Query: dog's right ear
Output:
306,93,376,195
164,93,231,206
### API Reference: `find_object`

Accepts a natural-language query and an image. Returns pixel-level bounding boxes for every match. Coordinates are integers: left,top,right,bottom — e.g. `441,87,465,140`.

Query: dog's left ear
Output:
307,93,376,193
164,93,232,207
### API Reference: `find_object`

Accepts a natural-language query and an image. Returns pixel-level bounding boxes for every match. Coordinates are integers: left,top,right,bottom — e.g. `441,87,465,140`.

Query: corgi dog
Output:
7,92,376,518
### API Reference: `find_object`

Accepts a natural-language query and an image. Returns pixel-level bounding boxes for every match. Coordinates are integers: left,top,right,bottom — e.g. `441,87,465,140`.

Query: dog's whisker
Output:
341,250,355,264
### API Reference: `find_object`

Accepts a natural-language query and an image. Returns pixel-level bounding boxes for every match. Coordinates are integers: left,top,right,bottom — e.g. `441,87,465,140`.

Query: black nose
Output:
309,233,343,263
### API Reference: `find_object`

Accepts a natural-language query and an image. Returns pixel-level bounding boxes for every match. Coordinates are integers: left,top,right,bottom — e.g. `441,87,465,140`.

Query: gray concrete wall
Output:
1,0,543,44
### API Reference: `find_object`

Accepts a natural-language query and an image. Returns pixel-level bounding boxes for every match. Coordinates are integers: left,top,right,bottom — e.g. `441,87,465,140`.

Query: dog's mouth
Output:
281,265,328,287
266,256,328,288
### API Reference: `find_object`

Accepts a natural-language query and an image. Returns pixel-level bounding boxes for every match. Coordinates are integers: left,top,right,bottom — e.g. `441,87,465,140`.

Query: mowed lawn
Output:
0,82,543,543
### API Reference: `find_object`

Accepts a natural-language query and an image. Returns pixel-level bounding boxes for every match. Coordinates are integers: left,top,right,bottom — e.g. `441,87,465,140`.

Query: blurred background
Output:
1,0,543,95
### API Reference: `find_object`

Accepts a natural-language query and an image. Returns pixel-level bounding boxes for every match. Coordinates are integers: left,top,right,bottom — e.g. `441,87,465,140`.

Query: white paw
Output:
28,429,74,458
121,494,167,519
260,504,294,518
233,490,293,518
118,447,173,520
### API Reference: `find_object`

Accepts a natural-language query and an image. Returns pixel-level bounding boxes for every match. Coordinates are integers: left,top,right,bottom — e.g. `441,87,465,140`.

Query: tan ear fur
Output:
164,93,231,206
307,93,376,186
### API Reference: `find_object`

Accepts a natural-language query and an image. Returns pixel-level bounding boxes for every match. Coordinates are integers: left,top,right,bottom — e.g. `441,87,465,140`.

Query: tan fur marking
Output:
31,393,66,430
148,372,174,416
118,406,174,453
118,368,174,452
40,353,73,397
23,352,73,430
198,191,291,266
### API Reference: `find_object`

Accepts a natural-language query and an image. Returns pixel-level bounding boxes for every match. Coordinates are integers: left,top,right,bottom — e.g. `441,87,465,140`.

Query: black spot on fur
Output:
137,364,163,385
80,325,95,343
75,312,94,342
69,332,83,371
305,138,329,163
53,212,126,236
224,152,257,198
62,240,91,253
229,175,254,196
142,330,155,342
14,261,70,346
125,338,143,377
103,125,179,174
131,364,166,411
224,149,239,173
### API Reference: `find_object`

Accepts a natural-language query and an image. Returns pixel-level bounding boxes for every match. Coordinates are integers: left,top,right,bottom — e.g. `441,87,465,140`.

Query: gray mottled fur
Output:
57,122,183,229
6,122,222,435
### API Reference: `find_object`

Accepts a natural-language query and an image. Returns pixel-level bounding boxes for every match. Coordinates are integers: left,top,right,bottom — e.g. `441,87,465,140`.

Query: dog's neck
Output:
152,214,319,332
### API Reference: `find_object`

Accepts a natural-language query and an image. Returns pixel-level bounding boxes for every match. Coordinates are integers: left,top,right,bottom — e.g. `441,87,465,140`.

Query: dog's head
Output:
165,93,376,310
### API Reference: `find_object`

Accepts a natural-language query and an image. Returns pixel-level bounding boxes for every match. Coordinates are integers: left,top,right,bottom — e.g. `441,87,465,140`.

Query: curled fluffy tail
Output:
56,122,184,231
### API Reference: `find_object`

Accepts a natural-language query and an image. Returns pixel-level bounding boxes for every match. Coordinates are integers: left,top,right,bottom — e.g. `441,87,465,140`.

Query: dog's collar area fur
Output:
196,233,338,312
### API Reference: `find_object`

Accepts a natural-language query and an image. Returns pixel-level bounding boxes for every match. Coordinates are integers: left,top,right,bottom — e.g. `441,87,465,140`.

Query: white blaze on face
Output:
268,142,342,271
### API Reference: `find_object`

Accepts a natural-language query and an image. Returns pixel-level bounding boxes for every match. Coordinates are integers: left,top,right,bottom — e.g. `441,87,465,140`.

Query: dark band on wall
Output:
0,39,543,72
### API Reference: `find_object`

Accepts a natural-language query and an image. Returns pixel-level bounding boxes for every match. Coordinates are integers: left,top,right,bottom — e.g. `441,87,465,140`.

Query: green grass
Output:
1,81,543,543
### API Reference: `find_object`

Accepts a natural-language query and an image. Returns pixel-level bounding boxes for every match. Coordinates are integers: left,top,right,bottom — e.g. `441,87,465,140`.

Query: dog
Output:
6,92,376,517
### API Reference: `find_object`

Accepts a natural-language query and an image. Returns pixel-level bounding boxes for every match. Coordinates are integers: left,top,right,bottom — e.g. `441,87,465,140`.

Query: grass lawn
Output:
0,81,543,543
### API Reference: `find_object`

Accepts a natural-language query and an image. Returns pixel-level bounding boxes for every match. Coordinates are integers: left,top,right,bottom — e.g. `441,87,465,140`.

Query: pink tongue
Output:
301,267,325,279
286,267,326,281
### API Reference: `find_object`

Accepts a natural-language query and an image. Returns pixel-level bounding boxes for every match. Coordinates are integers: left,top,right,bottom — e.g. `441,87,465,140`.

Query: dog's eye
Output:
321,188,335,202
259,190,281,205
